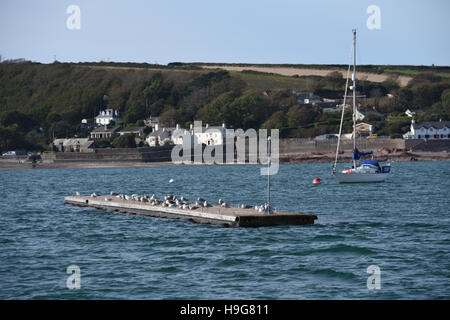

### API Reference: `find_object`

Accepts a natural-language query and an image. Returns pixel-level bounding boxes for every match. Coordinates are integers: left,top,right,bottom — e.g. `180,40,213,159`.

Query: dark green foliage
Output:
262,111,287,130
0,61,449,152
112,134,136,148
159,107,184,127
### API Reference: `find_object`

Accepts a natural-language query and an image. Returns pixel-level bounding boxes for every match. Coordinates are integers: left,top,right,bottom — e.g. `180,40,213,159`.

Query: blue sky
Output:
0,0,449,65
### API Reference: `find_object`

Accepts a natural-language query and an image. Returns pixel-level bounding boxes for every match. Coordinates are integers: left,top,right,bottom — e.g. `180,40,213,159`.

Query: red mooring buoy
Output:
312,178,322,184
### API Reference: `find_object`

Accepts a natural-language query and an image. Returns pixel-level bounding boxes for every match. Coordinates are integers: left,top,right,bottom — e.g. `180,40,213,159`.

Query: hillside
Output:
195,62,450,84
0,61,449,152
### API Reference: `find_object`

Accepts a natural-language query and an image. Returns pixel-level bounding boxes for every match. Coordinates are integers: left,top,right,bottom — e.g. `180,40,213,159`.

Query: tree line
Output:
0,61,449,152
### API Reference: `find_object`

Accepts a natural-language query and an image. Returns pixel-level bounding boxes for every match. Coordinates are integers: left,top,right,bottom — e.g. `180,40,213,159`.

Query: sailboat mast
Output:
352,29,357,169
267,136,271,210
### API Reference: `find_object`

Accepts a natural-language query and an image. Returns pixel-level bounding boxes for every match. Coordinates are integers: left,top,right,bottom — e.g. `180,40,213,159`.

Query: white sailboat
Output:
332,29,391,183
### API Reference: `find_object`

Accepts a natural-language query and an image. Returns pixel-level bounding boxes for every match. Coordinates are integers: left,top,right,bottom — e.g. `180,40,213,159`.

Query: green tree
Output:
1,111,35,130
287,105,320,128
45,112,63,126
261,111,287,130
200,91,239,126
441,89,450,107
159,107,183,127
323,71,344,90
396,87,414,108
112,134,136,148
48,120,72,139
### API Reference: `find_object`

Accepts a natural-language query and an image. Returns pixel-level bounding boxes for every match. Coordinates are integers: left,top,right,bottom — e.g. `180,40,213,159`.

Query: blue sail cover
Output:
360,160,380,167
353,148,373,160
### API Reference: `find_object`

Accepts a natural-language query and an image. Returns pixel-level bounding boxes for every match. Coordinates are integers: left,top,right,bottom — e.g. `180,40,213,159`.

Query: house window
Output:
418,135,421,139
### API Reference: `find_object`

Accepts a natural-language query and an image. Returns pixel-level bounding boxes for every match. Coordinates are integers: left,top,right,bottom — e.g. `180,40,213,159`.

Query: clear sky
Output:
0,0,449,66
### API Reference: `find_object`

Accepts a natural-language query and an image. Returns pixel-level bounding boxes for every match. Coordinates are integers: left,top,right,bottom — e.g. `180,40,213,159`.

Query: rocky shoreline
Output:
280,151,450,164
0,151,448,170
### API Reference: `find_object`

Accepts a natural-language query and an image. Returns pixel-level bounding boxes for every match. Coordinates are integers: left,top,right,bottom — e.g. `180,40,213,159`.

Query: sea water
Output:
0,161,449,299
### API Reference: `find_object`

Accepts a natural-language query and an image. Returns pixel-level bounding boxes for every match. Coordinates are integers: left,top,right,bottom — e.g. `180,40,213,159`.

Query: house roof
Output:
90,126,120,133
148,128,172,139
413,121,450,130
356,122,374,127
118,126,145,133
53,138,94,149
357,108,383,115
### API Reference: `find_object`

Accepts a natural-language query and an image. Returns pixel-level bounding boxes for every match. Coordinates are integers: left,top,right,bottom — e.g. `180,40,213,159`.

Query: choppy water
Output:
0,162,449,299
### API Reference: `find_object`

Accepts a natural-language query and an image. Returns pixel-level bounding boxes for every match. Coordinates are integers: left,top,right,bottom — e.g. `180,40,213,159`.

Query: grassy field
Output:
81,62,450,90
83,64,315,91
234,72,312,90
384,68,450,79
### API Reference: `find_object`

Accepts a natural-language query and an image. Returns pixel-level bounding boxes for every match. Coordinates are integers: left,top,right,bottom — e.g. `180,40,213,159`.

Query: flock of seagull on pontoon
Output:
86,191,273,213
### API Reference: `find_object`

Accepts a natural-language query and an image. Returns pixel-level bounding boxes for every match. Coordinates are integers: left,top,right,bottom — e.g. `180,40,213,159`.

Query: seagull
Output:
169,178,174,183
203,201,212,207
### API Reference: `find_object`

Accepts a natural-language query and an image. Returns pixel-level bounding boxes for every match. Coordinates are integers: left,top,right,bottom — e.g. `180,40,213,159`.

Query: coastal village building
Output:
146,123,233,147
146,124,172,146
403,120,450,140
295,91,314,104
80,119,96,131
404,109,424,118
355,122,375,137
144,116,160,128
51,138,95,152
95,109,121,125
118,127,145,137
90,126,120,139
193,123,232,146
356,107,384,121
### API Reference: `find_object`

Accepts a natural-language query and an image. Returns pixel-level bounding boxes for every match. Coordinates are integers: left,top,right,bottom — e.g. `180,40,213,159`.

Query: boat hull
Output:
335,171,389,183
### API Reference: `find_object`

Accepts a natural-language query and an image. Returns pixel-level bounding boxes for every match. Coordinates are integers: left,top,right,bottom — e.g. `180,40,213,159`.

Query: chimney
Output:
190,123,193,130
155,123,159,131
222,123,226,128
176,124,180,130
206,124,209,129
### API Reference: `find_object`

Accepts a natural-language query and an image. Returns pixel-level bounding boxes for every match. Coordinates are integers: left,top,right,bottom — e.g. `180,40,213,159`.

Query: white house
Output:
193,123,232,146
95,109,121,125
154,122,233,147
403,120,450,139
356,107,384,121
52,138,95,152
145,124,173,147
